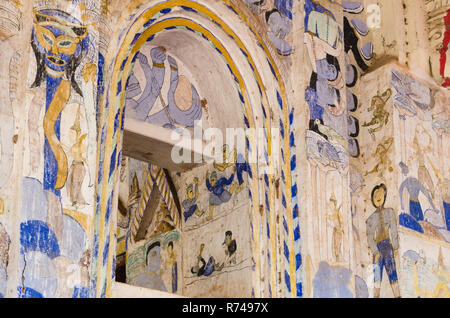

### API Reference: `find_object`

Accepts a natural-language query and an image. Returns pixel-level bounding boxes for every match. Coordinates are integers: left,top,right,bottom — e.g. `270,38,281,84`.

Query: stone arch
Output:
92,0,300,298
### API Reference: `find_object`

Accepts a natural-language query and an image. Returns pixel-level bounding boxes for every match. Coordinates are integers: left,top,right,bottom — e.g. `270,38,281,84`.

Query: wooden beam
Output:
123,118,209,172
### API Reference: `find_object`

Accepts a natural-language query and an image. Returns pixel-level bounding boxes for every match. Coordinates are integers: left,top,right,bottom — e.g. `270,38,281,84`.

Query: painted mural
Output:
400,232,450,298
242,0,293,56
126,231,181,294
349,65,450,299
303,0,374,298
17,1,99,298
149,145,251,297
125,46,204,130
365,184,400,298
391,69,450,244
115,156,183,293
19,177,90,298
0,0,449,299
115,145,252,296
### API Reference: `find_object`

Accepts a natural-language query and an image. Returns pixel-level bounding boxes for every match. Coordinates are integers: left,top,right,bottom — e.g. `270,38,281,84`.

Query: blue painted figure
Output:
399,163,437,229
126,47,166,120
133,242,167,292
31,9,91,195
366,184,401,298
205,171,238,221
190,243,223,277
182,177,204,222
126,47,203,129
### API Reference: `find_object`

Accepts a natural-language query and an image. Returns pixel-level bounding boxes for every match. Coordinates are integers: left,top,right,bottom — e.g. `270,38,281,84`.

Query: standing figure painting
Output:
166,241,178,293
182,177,204,222
366,184,401,298
65,105,88,208
31,9,92,195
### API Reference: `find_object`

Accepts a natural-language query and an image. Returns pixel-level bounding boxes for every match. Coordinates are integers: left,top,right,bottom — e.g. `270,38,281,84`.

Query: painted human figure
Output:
327,193,343,263
126,47,166,120
213,145,236,172
213,146,248,193
191,243,206,276
266,5,293,56
235,153,250,194
34,18,96,194
65,105,88,208
365,137,393,177
304,1,346,120
205,171,238,221
303,0,360,158
399,163,437,223
222,231,237,265
343,16,370,72
430,161,450,232
190,243,223,277
166,242,178,293
31,9,93,195
126,47,203,129
182,177,204,222
362,89,392,136
242,0,293,55
133,242,167,292
366,184,401,298
409,128,435,199
442,180,450,232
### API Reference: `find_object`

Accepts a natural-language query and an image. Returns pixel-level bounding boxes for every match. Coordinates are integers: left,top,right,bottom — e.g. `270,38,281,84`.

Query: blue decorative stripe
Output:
276,91,283,109
296,283,303,297
293,204,298,219
289,108,294,125
131,32,141,45
280,120,285,138
294,225,300,241
283,242,289,260
181,6,197,13
290,155,296,171
285,271,291,292
262,105,267,118
291,181,298,195
283,216,288,233
268,59,277,78
295,252,302,270
116,80,122,94
102,235,110,266
109,147,117,177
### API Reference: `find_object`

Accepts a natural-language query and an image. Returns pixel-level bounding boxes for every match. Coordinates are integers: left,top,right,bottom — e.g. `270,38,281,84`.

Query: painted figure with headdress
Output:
31,9,94,195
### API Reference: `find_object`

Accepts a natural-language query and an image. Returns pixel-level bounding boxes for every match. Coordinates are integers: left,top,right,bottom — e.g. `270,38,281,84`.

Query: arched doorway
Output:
93,0,300,298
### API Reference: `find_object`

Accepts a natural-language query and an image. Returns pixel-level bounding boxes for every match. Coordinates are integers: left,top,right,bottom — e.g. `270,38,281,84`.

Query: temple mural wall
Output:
298,0,450,298
0,0,448,298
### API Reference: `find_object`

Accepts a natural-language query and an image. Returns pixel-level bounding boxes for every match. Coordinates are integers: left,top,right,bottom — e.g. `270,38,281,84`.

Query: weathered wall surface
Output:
297,0,450,299
0,0,102,298
0,0,448,298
